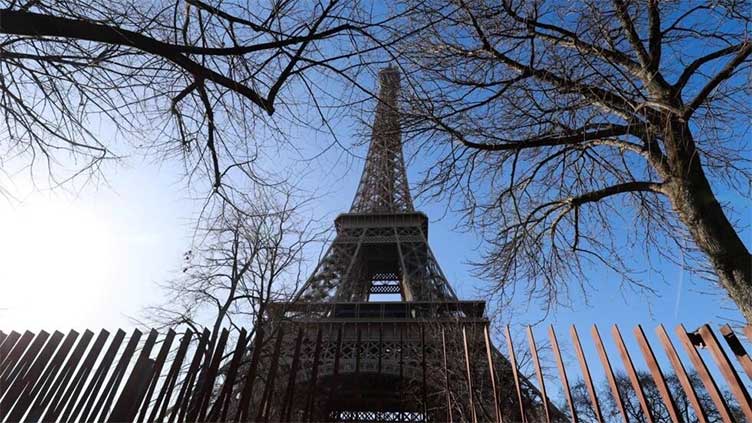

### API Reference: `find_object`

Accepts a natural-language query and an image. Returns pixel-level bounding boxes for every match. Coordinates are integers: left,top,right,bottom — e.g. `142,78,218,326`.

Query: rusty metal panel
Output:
570,325,603,423
697,324,752,421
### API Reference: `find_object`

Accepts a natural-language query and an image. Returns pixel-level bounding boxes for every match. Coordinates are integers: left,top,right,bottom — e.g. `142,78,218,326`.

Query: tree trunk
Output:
664,121,752,321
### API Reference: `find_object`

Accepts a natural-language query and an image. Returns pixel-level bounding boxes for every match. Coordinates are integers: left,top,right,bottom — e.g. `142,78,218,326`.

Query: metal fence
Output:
0,323,749,422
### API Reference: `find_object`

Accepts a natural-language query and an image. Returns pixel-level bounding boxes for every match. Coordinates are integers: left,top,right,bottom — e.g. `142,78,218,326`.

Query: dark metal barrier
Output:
0,323,749,422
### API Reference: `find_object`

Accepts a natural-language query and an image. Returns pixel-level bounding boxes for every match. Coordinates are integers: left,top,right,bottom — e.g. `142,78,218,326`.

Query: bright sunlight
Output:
0,196,115,330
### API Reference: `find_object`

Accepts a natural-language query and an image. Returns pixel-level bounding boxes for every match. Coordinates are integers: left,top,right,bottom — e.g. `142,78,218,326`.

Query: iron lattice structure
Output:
295,68,455,303
275,67,548,421
350,67,413,214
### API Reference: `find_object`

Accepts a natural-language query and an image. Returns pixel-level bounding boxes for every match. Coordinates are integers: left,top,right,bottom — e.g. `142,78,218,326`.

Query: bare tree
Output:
569,371,744,422
0,0,377,197
142,185,320,352
389,1,752,318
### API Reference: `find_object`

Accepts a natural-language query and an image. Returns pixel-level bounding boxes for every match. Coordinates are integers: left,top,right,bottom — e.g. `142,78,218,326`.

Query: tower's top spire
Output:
350,67,414,213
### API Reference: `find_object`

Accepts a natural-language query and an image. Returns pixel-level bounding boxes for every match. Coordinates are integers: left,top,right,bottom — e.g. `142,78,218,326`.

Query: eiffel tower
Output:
235,67,553,423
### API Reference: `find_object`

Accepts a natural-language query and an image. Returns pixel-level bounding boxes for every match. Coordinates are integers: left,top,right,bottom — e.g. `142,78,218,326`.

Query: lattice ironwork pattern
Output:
294,216,457,302
350,67,413,214
294,67,456,303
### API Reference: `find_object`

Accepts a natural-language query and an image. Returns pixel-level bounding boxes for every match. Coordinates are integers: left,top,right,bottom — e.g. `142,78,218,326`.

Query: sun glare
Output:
0,196,115,330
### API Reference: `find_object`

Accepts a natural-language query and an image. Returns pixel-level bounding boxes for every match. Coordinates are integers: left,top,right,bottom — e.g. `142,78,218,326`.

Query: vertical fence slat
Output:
4,322,750,423
88,328,142,422
72,328,126,423
462,325,478,423
10,330,77,422
675,324,735,422
484,324,502,423
151,330,193,423
0,331,22,372
57,329,111,423
0,331,34,384
591,325,627,423
719,324,752,380
303,326,323,423
282,327,304,422
611,325,655,423
654,324,708,423
442,326,453,423
0,331,47,395
504,325,527,423
193,328,230,422
697,324,752,421
107,358,154,423
398,323,404,421
207,328,246,422
549,326,577,423
137,328,176,423
258,326,285,422
526,326,550,423
109,329,158,423
24,330,80,422
571,325,603,423
634,325,682,423
236,325,265,423
421,325,428,419
32,329,93,423
173,328,209,423
2,331,64,422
